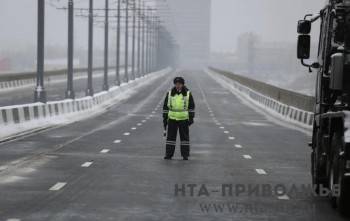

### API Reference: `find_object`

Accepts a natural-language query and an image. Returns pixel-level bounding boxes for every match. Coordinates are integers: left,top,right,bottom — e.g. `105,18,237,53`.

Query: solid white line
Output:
124,133,130,136
255,169,267,175
224,131,229,134
235,144,242,148
137,123,142,126
243,155,252,159
81,162,93,167
114,140,122,143
101,149,110,153
229,137,235,140
49,182,67,191
277,194,290,200
131,127,137,130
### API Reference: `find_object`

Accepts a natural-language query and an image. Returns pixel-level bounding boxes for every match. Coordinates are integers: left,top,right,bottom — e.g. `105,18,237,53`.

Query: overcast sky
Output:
0,0,326,54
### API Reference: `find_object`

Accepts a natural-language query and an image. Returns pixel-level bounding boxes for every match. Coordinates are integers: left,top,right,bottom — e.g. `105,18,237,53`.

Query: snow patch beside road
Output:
0,68,172,140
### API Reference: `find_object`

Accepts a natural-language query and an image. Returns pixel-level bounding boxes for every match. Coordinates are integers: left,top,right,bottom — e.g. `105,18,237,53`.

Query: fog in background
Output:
0,0,327,94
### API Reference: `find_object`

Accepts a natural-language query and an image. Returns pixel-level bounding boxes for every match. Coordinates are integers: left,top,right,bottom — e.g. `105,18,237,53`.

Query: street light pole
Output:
145,9,149,75
124,0,129,83
115,0,121,86
66,0,75,99
141,2,145,76
103,0,109,91
131,0,136,80
34,0,46,103
86,0,94,96
137,0,141,78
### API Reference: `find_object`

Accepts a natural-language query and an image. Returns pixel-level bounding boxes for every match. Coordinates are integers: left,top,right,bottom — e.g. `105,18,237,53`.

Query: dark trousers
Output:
166,119,190,157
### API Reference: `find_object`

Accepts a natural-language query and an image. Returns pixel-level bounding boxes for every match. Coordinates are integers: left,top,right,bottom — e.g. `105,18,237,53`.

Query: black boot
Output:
164,156,172,160
183,157,189,160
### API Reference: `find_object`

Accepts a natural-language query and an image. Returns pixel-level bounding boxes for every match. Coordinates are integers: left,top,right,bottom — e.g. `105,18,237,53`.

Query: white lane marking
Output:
137,123,142,126
149,115,153,117
152,111,156,114
157,105,160,108
124,133,130,136
220,126,225,129
114,140,121,143
243,155,252,159
224,131,229,134
210,114,214,116
229,137,235,140
277,195,290,200
131,127,137,130
49,182,67,191
212,118,216,120
255,169,267,175
235,144,242,148
142,120,146,123
216,123,221,125
209,110,212,113
81,162,93,167
7,219,21,221
146,117,150,119
101,149,110,153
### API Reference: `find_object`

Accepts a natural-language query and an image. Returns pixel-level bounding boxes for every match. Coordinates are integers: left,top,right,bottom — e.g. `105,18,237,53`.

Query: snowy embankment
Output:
206,68,313,131
0,68,172,140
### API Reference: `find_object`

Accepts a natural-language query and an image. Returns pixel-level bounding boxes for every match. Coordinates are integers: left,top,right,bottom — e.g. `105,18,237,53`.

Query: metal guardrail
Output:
209,67,315,112
0,67,118,82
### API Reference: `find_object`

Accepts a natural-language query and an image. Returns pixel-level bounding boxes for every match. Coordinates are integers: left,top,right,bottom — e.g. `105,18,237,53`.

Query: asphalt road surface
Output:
0,70,347,221
0,69,131,107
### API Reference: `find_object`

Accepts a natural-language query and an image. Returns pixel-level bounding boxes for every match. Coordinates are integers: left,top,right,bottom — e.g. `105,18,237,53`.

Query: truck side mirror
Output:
298,20,312,34
297,35,311,59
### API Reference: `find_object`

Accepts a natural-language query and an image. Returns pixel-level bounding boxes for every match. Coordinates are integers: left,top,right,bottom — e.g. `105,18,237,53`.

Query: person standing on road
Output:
163,77,195,160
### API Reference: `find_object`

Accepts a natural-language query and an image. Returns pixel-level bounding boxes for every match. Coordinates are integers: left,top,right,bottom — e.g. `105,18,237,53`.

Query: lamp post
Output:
115,0,121,86
103,0,109,91
66,0,75,99
34,0,46,103
86,0,94,96
124,0,129,83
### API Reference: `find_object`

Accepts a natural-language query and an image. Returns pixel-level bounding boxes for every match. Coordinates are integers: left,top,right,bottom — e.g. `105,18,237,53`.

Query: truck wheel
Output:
331,132,350,216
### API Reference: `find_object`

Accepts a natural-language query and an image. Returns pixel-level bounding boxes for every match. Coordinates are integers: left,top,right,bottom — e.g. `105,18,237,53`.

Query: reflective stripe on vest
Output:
168,91,190,120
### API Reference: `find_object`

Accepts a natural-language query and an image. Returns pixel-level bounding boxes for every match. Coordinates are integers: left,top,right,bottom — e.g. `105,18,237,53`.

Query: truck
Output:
297,0,350,215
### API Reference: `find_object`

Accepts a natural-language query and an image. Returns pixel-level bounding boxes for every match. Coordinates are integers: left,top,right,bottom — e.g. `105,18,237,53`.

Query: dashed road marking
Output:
49,182,67,191
142,120,146,123
277,193,290,200
155,108,158,110
137,123,142,126
146,117,150,120
235,144,242,148
216,123,221,125
210,114,214,116
7,219,21,221
224,131,229,134
149,115,153,117
229,137,235,140
114,140,122,143
81,162,93,167
152,111,156,114
124,133,130,136
220,127,225,129
243,155,252,159
131,127,137,130
101,149,110,153
255,169,267,175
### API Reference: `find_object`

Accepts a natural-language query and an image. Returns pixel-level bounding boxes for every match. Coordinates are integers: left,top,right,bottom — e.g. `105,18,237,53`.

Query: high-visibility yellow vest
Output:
168,90,190,121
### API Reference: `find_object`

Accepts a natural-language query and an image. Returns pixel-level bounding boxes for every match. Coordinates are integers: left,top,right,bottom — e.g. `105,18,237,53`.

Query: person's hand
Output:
188,118,194,126
163,118,168,128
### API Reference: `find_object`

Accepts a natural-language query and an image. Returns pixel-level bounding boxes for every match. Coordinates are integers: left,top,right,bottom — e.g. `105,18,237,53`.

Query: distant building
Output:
158,0,211,69
0,58,12,72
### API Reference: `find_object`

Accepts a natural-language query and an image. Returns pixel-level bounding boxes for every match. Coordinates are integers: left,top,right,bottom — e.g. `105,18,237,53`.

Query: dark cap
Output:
173,77,185,85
